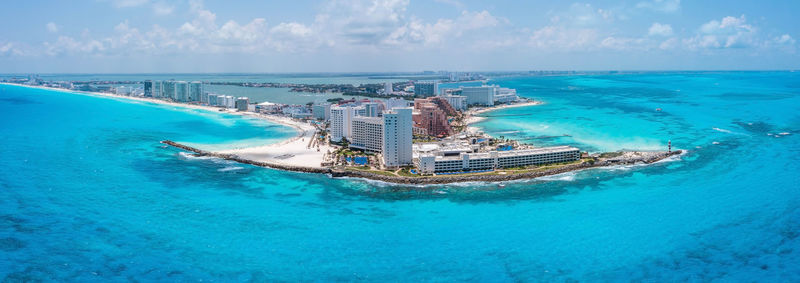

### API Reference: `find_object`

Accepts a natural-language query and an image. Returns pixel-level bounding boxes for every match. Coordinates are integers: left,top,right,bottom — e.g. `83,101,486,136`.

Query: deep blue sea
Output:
1,72,799,281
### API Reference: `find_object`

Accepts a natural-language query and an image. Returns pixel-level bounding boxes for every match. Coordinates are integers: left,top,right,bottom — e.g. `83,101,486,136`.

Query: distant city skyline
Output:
0,0,798,73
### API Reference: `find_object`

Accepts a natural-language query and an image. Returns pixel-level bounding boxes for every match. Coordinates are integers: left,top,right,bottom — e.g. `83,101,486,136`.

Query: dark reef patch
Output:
0,237,26,252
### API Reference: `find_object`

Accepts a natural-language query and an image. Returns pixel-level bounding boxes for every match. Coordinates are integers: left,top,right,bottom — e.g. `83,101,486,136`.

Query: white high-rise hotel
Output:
460,85,518,106
382,107,413,167
330,106,358,142
350,116,383,152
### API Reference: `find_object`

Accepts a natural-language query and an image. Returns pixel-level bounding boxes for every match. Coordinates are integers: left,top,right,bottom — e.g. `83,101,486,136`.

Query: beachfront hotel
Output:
461,85,495,106
162,81,176,99
235,97,249,112
330,105,358,142
329,101,386,142
415,146,581,174
413,98,453,137
414,81,439,97
189,81,203,102
350,116,383,152
459,85,520,106
440,95,467,111
494,87,518,103
382,107,413,167
174,81,189,102
144,80,153,97
152,81,164,98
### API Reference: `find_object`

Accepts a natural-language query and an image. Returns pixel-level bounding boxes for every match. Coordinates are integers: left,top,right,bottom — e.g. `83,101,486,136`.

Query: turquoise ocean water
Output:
1,72,799,281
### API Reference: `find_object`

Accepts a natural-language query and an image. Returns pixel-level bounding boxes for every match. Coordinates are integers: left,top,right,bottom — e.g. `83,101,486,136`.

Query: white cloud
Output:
773,34,795,45
648,23,673,37
109,0,149,8
659,37,678,50
105,0,173,15
636,0,680,13
383,10,504,48
551,3,617,27
767,34,796,53
46,22,59,33
152,2,174,15
270,22,313,38
19,1,796,60
600,36,647,50
0,42,25,56
434,0,464,10
44,36,106,56
314,0,411,45
686,15,757,49
528,26,599,50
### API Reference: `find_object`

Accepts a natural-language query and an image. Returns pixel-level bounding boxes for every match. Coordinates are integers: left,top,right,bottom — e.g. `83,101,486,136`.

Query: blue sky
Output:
0,0,797,73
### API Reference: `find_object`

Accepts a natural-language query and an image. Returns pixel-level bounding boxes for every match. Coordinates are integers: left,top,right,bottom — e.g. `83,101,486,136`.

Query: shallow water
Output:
1,72,799,281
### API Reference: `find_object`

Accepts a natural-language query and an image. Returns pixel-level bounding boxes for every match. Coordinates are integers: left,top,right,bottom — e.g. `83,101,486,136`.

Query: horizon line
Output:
1,69,798,76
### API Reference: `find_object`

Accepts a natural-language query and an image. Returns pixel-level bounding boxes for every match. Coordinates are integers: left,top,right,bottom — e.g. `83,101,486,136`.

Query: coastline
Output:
1,82,330,169
463,100,543,131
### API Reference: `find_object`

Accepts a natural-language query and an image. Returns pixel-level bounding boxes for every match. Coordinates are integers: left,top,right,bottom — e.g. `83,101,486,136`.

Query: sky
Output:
0,0,798,73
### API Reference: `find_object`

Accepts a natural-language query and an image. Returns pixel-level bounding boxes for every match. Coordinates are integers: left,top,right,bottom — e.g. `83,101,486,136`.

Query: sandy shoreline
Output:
1,82,330,168
463,100,543,132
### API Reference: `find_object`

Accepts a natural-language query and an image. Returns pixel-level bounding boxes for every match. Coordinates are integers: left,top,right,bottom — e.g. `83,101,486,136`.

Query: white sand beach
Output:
463,100,543,133
217,114,333,168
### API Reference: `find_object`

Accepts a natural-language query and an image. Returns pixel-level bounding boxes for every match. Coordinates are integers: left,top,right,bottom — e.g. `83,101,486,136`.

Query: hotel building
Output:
114,86,133,96
383,82,393,94
235,97,249,111
329,104,371,142
494,87,518,104
312,103,331,121
461,85,495,106
152,81,164,98
350,116,383,152
162,81,176,100
189,81,203,102
382,107,413,167
413,98,453,137
414,81,439,97
174,81,189,102
144,80,153,97
363,102,381,117
207,93,219,106
415,146,581,174
440,95,467,111
223,95,235,108
330,105,353,142
385,98,409,110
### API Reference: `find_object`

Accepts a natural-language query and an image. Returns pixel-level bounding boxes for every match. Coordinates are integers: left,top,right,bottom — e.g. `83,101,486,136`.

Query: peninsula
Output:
1,78,682,185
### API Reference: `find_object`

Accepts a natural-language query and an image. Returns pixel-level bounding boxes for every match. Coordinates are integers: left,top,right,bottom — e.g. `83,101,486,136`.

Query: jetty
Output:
161,140,683,185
